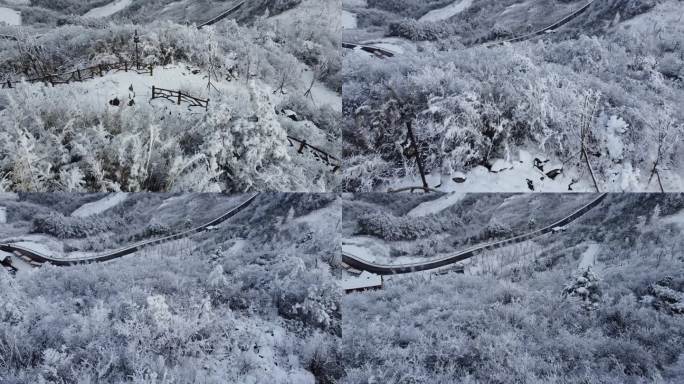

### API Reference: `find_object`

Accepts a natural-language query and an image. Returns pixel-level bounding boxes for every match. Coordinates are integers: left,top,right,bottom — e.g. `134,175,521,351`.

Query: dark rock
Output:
546,168,562,180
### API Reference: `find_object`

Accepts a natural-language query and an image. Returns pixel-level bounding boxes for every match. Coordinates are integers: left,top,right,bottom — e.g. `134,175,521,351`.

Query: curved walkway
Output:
342,193,607,275
0,193,258,267
341,42,396,58
485,0,596,47
342,0,597,57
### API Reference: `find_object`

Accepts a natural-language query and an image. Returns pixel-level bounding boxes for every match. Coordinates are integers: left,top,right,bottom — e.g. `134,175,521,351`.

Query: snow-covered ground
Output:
661,209,684,229
340,271,382,290
419,0,473,22
300,69,341,112
343,236,441,265
71,193,128,218
13,238,62,256
0,6,21,25
390,150,594,192
464,240,541,276
407,192,465,217
83,0,132,18
342,10,357,29
578,242,599,271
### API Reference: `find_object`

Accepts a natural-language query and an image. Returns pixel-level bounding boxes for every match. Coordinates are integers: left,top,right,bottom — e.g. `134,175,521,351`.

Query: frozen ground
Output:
300,69,341,112
391,150,595,192
419,0,473,22
0,6,20,25
83,0,132,18
406,192,465,217
578,242,599,271
71,193,128,218
342,10,357,29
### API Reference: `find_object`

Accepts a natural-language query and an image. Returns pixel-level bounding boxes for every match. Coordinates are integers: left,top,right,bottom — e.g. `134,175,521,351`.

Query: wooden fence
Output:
1,60,152,89
287,136,340,173
151,86,210,110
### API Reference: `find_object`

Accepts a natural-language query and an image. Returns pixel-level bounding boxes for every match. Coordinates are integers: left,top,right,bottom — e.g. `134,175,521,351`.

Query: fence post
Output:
77,69,82,81
149,65,153,77
298,140,306,154
151,86,155,100
124,61,128,72
177,91,182,105
205,99,209,111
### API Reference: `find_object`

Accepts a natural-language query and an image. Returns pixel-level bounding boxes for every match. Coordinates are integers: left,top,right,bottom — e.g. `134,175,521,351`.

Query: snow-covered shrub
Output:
563,268,602,310
357,211,445,241
645,278,684,315
482,219,512,239
32,212,123,239
388,19,454,41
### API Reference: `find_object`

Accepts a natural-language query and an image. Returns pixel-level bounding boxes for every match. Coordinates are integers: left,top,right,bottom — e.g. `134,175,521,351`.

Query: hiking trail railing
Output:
0,194,258,267
1,60,153,89
343,193,608,275
151,86,210,110
197,0,245,29
287,136,340,173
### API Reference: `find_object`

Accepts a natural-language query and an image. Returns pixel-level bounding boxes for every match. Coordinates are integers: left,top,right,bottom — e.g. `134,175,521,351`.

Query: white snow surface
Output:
13,240,60,256
83,0,132,18
342,10,357,29
578,243,599,271
407,192,465,217
300,69,341,112
71,193,128,218
419,0,473,22
340,271,382,290
391,149,593,192
661,209,684,229
0,6,21,25
343,236,434,265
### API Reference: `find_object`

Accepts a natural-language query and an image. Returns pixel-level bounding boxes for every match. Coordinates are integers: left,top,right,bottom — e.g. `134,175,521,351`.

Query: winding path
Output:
0,193,258,268
342,0,597,57
197,0,245,29
485,0,596,47
341,42,396,58
342,193,607,275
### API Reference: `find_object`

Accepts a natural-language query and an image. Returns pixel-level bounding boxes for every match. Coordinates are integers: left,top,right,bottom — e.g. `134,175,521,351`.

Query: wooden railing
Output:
151,86,210,110
1,60,152,89
342,194,608,275
0,194,258,267
287,136,340,173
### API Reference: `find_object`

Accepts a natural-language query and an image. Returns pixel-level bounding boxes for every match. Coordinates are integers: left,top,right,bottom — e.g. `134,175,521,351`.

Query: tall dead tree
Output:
647,117,674,193
570,92,601,193
386,84,431,193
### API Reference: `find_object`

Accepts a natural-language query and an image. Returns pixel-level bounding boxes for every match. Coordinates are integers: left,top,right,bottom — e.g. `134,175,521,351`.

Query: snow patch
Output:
340,271,382,291
83,0,132,18
390,149,593,192
0,6,21,25
342,10,357,29
407,192,465,217
578,243,599,271
71,193,128,218
419,0,473,22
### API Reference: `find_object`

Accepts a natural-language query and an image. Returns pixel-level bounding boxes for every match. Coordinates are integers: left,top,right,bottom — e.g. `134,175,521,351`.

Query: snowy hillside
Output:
0,193,343,383
342,193,598,265
341,193,684,382
0,0,341,193
342,0,684,192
